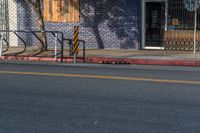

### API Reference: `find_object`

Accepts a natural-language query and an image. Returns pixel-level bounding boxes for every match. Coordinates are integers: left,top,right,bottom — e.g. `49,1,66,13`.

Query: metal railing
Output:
0,30,87,63
64,38,86,62
0,30,64,62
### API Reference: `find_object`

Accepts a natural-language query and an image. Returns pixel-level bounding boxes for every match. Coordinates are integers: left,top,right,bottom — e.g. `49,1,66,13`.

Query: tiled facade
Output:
12,0,141,49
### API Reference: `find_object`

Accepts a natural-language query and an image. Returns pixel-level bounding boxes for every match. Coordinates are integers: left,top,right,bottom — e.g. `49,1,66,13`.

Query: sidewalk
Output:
1,47,200,67
83,49,200,66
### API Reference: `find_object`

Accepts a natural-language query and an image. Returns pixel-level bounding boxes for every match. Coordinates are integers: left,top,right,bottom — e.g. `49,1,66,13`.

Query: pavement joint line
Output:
0,70,200,85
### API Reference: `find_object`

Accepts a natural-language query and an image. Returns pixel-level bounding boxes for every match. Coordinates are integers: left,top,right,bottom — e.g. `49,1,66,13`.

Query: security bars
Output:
163,0,200,51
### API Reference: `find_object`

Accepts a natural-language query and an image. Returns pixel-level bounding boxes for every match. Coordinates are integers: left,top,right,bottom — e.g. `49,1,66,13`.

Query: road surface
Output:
0,62,200,133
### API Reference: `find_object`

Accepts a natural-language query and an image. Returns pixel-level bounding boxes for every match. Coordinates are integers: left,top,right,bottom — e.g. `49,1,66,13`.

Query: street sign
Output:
184,0,200,11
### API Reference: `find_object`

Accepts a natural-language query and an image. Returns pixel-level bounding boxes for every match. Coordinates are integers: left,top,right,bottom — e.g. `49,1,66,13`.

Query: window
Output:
43,0,80,23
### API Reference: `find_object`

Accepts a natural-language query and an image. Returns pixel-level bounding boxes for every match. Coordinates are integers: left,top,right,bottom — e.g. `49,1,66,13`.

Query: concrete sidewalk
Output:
83,49,200,59
1,47,200,67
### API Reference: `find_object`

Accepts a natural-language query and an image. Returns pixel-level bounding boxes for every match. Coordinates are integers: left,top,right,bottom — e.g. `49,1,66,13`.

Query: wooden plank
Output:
52,0,60,22
49,0,53,21
74,0,80,22
69,0,74,22
43,0,48,21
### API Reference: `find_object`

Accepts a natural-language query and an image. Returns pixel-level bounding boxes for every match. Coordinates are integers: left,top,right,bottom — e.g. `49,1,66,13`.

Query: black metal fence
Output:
0,30,86,62
0,30,64,62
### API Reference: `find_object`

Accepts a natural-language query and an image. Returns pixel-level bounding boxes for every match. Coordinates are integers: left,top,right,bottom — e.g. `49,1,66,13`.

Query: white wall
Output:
8,0,18,46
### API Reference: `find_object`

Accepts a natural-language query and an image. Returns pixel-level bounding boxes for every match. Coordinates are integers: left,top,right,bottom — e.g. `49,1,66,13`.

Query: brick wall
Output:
15,0,140,49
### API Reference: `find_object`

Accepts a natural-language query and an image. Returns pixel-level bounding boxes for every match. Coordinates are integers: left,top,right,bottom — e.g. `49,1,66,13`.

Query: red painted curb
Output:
0,56,200,67
196,61,200,67
86,57,199,67
172,60,197,66
0,56,84,63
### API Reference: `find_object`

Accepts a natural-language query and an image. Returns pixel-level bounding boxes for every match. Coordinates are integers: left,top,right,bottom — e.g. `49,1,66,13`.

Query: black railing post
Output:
2,38,9,52
61,32,64,63
83,41,86,62
13,31,27,55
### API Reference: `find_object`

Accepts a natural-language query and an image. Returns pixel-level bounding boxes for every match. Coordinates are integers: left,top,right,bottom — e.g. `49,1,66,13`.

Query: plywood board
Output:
43,0,80,23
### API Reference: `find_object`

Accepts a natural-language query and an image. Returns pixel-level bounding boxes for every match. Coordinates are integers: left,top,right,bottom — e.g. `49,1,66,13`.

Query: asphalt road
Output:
0,62,200,133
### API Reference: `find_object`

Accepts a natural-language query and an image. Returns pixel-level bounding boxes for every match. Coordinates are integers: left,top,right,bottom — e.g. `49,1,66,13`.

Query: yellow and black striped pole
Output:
73,26,79,63
73,26,79,55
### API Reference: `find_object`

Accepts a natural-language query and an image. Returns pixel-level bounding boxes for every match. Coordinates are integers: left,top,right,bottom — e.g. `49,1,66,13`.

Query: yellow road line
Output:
0,70,199,85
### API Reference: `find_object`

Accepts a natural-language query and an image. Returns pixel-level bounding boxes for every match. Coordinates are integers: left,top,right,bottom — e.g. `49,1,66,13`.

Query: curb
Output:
85,57,198,67
0,56,199,67
0,56,84,63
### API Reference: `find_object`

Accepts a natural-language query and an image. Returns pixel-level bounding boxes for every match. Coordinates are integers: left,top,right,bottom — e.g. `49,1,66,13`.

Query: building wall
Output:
15,0,140,49
8,0,18,46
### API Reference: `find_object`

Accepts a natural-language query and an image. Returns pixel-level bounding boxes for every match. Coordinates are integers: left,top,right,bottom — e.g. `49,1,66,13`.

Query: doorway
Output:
142,0,163,49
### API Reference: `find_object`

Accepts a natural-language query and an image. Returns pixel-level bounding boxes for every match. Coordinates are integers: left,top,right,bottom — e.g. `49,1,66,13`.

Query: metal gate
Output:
162,0,200,51
0,0,9,42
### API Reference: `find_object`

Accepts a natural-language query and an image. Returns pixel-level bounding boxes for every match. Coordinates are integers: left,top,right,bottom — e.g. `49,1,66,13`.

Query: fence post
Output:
0,33,3,57
61,33,64,63
54,33,58,61
83,41,86,62
193,0,198,59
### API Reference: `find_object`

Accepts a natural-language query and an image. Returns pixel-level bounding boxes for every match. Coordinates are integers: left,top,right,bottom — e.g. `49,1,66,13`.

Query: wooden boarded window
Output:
43,0,80,23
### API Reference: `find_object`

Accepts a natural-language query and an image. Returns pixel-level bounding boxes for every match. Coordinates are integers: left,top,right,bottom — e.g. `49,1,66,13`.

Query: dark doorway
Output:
145,2,162,47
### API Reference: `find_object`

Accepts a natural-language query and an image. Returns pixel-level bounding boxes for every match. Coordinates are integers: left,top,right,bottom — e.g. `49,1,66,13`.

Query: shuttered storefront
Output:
163,0,200,51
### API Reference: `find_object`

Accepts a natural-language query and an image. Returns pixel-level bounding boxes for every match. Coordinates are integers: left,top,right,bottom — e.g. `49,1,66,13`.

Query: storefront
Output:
142,0,200,51
163,0,200,51
3,0,200,50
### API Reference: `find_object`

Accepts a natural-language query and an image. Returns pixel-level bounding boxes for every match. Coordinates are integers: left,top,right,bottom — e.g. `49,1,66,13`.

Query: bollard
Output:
73,26,79,63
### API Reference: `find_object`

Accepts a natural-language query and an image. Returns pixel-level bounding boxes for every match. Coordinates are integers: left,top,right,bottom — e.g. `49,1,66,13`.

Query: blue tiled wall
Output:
16,0,140,49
